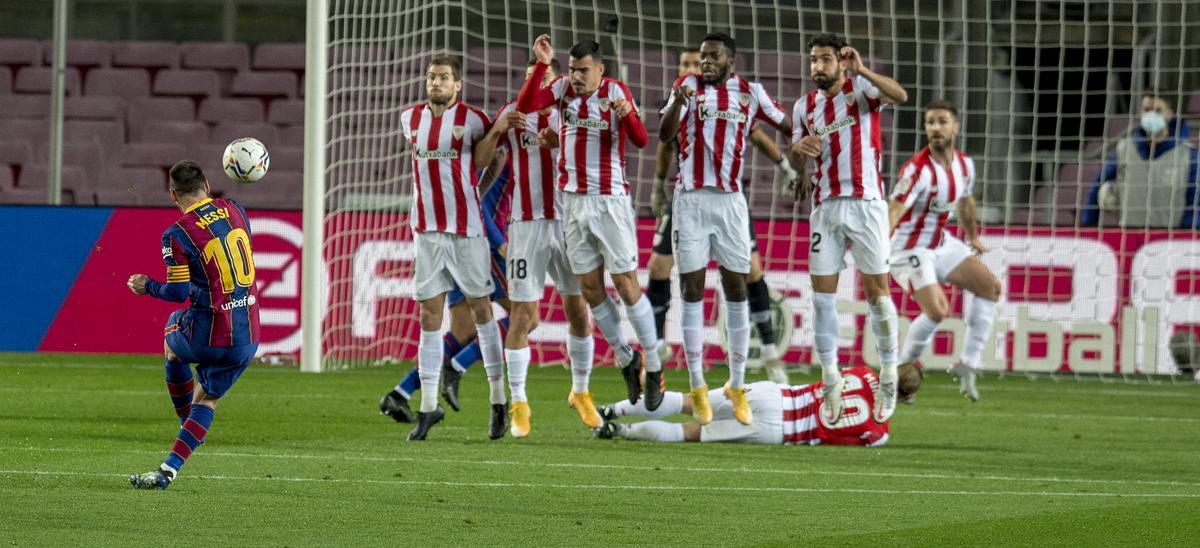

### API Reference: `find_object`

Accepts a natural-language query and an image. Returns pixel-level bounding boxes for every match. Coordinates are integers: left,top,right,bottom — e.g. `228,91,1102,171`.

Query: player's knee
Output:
510,306,538,334
468,300,494,323
981,277,1002,302
648,254,673,279
418,307,442,331
680,276,705,302
612,274,641,304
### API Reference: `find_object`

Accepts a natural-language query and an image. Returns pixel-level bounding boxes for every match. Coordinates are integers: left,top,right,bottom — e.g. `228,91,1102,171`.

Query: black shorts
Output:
651,204,759,256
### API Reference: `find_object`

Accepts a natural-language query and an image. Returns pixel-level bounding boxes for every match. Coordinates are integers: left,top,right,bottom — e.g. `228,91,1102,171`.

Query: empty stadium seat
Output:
228,168,302,209
197,97,265,124
64,119,125,156
0,167,13,192
0,95,50,119
231,70,298,100
85,68,152,99
12,164,85,204
112,41,179,71
0,119,50,148
152,69,221,98
279,124,305,146
253,43,306,72
106,165,169,197
1057,161,1103,225
64,96,127,121
0,140,33,169
0,66,11,93
138,121,208,144
13,66,83,95
269,144,303,172
181,42,250,72
121,142,187,170
267,98,305,125
208,122,279,146
36,141,105,177
42,40,112,70
0,39,40,68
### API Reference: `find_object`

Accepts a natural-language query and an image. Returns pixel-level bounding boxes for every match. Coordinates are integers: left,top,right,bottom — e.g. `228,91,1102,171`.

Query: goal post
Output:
303,0,1200,381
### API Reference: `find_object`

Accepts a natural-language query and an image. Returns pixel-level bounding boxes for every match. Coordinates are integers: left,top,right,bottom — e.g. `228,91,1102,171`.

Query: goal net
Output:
314,0,1200,381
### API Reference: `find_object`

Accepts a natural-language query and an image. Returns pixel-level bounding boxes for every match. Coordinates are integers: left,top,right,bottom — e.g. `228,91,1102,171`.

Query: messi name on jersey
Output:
195,207,231,229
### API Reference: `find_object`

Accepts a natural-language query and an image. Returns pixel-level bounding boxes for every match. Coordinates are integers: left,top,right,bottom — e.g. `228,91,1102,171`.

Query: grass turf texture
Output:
1,352,1197,546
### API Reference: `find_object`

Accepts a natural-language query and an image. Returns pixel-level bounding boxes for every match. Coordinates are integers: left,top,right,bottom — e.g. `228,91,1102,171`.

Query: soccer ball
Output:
223,137,270,184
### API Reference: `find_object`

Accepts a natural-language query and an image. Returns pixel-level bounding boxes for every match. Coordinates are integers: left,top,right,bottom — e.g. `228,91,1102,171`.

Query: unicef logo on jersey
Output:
562,110,610,130
699,105,748,123
929,199,954,213
520,132,540,150
220,294,257,311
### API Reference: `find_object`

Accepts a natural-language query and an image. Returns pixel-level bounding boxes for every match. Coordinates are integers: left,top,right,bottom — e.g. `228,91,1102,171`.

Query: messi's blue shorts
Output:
447,247,507,308
164,309,258,398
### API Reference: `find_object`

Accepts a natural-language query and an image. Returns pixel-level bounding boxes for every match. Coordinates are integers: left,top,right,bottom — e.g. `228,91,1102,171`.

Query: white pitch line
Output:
6,446,1200,489
920,383,1197,399
1,468,1196,499
910,409,1200,424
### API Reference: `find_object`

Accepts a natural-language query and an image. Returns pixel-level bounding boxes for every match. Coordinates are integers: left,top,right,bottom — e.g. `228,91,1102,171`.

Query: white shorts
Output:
562,192,639,275
672,188,751,274
809,198,890,276
413,231,494,302
700,381,785,444
507,219,582,302
889,234,974,291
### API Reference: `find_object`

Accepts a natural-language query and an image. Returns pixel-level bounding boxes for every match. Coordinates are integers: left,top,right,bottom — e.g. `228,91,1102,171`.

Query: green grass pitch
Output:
1,352,1198,545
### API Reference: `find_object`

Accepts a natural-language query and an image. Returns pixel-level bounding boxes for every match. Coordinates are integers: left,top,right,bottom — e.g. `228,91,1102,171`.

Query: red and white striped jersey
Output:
791,75,888,205
400,100,491,237
495,101,561,222
890,147,976,251
780,365,890,447
662,73,788,192
517,64,649,196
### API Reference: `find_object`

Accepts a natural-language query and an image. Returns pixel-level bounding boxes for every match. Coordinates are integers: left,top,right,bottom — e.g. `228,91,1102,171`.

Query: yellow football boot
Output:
690,386,713,425
509,401,532,438
567,391,603,429
725,384,753,425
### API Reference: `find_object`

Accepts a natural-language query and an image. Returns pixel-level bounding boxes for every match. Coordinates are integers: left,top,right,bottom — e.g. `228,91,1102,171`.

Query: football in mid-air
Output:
223,137,270,184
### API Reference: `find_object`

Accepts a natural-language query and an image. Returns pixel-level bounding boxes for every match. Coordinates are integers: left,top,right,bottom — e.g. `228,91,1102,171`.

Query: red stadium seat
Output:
0,66,11,93
138,121,208,145
1056,161,1103,225
152,69,221,99
42,39,112,70
253,43,306,72
64,119,125,156
85,68,152,98
197,97,265,124
181,42,250,72
120,142,187,170
1106,116,1132,139
13,164,85,204
269,144,303,172
36,141,105,177
0,39,41,68
64,96,127,121
231,70,298,100
279,124,305,146
267,98,305,125
0,120,49,149
127,97,195,141
14,66,83,95
0,95,50,119
106,165,169,197
208,122,279,146
112,41,180,71
0,140,33,169
228,168,302,210
0,167,13,192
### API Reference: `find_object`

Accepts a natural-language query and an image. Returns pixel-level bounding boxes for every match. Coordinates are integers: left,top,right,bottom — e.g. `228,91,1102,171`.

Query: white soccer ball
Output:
223,137,270,184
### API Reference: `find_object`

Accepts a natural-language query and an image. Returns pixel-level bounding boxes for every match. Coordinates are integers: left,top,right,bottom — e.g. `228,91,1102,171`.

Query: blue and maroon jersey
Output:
148,197,260,347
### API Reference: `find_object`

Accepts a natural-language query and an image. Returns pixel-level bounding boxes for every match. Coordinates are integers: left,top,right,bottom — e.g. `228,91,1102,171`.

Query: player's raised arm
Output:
840,46,907,105
611,94,648,148
658,81,692,143
517,34,559,113
475,107,520,170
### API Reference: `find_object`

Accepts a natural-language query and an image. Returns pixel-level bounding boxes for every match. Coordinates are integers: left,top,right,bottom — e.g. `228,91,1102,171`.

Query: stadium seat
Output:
152,69,221,99
267,98,305,125
64,96,127,121
106,165,169,197
41,39,112,71
1187,89,1200,116
208,122,279,146
0,167,13,191
230,70,298,100
1105,116,1131,139
84,68,152,98
181,42,250,72
253,42,306,72
0,140,33,169
0,39,41,68
197,97,265,124
1057,161,1102,225
127,97,195,141
36,141,105,177
0,66,11,93
269,144,303,172
120,142,187,170
13,164,85,204
229,168,302,209
0,120,50,149
64,120,125,156
112,41,179,72
279,124,305,146
329,45,388,68
13,66,83,95
138,121,208,145
0,95,50,119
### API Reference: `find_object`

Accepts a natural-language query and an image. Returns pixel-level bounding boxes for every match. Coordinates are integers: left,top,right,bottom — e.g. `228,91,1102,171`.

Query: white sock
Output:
812,292,841,385
505,347,531,402
612,390,684,419
726,299,750,389
623,420,685,442
901,313,940,364
568,334,594,393
591,298,634,365
869,296,899,383
626,295,663,372
681,300,706,389
417,330,442,413
961,297,998,369
477,320,506,405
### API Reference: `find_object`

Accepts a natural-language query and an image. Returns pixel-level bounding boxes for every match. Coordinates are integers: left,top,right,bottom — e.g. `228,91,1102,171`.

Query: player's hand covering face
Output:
568,55,602,95
426,64,460,105
699,40,732,84
924,109,959,151
809,46,842,91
